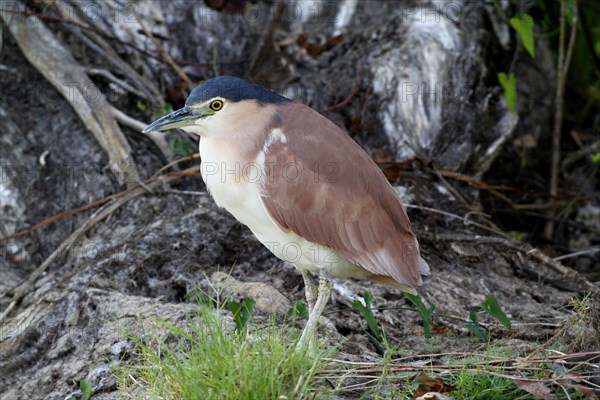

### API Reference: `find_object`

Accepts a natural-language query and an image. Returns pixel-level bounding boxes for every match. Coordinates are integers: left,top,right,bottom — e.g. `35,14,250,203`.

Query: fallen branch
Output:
2,1,138,185
40,0,164,104
87,68,148,100
554,246,600,261
110,105,176,163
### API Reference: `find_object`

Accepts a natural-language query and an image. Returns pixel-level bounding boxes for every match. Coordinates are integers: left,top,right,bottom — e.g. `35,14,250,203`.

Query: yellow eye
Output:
209,100,223,111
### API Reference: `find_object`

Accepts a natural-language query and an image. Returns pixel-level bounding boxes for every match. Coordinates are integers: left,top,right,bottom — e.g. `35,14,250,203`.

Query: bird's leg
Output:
297,268,332,349
301,270,317,315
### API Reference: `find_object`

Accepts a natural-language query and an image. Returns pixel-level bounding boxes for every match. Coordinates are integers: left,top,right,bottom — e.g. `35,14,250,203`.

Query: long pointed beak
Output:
142,107,202,133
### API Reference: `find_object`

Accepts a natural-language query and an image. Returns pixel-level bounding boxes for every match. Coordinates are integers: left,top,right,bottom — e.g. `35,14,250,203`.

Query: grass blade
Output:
403,292,435,338
480,294,512,330
352,292,382,340
466,311,487,341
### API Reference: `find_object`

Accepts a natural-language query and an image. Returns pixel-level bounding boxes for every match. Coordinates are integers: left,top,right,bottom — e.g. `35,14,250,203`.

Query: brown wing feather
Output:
260,103,428,289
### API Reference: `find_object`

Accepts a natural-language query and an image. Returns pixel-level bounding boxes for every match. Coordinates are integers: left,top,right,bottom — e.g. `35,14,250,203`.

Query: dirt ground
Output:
1,187,596,399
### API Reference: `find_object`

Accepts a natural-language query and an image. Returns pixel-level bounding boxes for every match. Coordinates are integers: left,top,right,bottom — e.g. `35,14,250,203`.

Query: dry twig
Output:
546,0,579,239
0,164,200,244
406,205,511,239
133,10,195,92
0,166,198,322
39,0,163,104
320,350,600,394
110,105,176,163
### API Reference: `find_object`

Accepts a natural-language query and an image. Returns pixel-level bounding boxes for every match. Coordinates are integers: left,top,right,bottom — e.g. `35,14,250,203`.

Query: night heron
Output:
143,76,429,347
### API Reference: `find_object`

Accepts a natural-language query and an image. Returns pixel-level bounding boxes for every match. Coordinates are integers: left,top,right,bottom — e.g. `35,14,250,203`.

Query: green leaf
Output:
226,299,256,337
168,135,195,157
287,300,309,320
466,311,487,341
509,231,522,241
480,294,512,330
591,153,600,164
80,379,92,400
498,72,517,114
403,292,435,339
352,292,381,340
510,13,535,57
151,103,174,122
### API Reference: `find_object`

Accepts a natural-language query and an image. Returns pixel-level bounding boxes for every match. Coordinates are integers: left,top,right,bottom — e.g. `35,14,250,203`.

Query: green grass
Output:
338,343,593,400
114,290,596,399
367,372,532,400
445,369,585,400
356,369,535,400
115,298,331,400
439,347,541,400
443,370,532,400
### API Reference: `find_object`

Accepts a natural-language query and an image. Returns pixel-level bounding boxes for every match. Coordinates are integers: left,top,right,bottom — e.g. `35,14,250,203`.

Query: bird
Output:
143,76,430,347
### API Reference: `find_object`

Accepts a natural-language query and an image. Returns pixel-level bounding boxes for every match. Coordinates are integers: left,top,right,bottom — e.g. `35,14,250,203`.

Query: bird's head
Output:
143,76,291,137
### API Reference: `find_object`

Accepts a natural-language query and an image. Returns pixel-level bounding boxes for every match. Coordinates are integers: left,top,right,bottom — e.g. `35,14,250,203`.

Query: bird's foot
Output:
296,269,333,351
301,271,318,314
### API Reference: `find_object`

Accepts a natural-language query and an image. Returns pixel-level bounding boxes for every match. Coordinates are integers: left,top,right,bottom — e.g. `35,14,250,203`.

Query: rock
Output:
416,392,456,400
210,271,292,316
0,289,194,399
